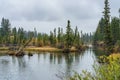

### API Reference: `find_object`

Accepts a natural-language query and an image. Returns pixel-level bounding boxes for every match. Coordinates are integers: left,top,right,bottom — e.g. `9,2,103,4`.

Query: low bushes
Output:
69,54,120,80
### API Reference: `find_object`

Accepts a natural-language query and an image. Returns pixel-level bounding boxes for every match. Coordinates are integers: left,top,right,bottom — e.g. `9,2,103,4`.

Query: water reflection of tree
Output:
93,47,106,56
49,53,62,64
11,56,16,65
63,51,85,78
64,53,74,78
48,51,91,79
43,52,47,60
57,54,62,64
17,57,27,69
38,53,41,61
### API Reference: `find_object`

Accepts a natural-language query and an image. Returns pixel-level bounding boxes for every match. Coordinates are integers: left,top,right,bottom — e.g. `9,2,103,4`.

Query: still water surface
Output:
0,48,98,80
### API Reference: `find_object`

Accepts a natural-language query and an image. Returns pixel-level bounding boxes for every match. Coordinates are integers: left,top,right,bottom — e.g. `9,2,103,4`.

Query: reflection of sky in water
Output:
0,48,98,80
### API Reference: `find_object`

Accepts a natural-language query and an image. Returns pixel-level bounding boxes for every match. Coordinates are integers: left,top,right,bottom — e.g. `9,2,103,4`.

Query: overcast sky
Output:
0,0,120,33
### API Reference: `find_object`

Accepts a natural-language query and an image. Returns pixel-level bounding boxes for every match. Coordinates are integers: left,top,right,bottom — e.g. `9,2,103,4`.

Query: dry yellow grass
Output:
109,53,120,59
0,46,81,52
25,46,62,52
0,47,9,50
25,46,78,52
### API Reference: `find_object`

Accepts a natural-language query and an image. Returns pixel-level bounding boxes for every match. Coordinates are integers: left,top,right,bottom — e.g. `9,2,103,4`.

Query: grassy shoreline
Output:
0,46,87,53
25,47,63,52
0,47,9,50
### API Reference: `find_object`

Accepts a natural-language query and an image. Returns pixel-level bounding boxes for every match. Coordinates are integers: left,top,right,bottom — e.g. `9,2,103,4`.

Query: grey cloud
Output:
57,0,102,19
0,0,63,21
0,0,102,21
0,0,120,33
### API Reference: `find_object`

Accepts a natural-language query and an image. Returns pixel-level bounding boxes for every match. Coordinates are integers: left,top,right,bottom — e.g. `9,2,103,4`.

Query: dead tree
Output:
15,39,32,56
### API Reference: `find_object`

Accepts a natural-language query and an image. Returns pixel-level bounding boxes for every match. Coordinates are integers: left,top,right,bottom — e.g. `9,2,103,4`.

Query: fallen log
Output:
8,39,32,56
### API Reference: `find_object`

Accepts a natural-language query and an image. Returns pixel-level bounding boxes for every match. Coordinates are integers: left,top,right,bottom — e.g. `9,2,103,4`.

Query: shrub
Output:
69,55,120,80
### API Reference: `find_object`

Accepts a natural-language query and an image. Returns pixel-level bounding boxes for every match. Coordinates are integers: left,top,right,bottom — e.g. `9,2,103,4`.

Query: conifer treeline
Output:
94,13,120,44
0,18,92,48
94,17,120,44
93,0,120,53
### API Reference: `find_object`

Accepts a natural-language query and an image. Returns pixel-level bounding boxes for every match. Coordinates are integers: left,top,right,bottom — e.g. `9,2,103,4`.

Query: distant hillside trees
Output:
0,18,89,49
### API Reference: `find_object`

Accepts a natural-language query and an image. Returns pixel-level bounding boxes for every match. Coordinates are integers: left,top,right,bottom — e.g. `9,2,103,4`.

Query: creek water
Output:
0,48,98,80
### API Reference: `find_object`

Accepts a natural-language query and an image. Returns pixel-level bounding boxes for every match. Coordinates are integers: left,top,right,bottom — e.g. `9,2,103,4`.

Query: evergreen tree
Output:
0,28,2,44
53,28,57,46
80,31,84,45
17,28,26,45
1,18,11,44
60,28,65,48
93,18,105,44
37,33,43,47
57,27,61,43
12,27,17,44
43,33,49,46
98,18,105,41
74,26,78,38
103,0,113,53
77,32,81,46
60,28,64,43
74,26,79,47
49,31,54,45
65,20,73,48
111,17,120,44
34,28,37,38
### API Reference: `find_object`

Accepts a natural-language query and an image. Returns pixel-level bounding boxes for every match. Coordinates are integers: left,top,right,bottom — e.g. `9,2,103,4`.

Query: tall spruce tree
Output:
57,27,61,43
103,0,113,53
53,28,57,46
65,20,73,48
74,26,79,47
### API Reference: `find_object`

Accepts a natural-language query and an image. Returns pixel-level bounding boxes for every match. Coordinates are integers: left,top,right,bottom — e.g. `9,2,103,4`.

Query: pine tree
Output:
74,26,78,47
53,28,57,46
103,0,113,53
0,28,2,44
1,18,11,44
65,20,73,48
49,31,54,45
57,27,61,43
12,27,17,44
111,17,120,44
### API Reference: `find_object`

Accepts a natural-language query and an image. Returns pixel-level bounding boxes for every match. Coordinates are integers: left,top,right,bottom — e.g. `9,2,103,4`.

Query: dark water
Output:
0,48,98,80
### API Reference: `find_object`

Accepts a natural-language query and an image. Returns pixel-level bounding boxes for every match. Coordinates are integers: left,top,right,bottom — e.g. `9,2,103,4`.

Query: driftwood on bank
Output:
8,39,32,56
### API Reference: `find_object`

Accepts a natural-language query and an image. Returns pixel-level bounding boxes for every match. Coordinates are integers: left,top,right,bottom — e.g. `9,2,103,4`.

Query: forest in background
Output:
0,18,92,50
93,0,120,53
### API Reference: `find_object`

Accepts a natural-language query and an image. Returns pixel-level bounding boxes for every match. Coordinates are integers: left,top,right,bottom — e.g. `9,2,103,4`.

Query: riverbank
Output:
0,47,9,50
25,46,63,52
0,46,87,53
